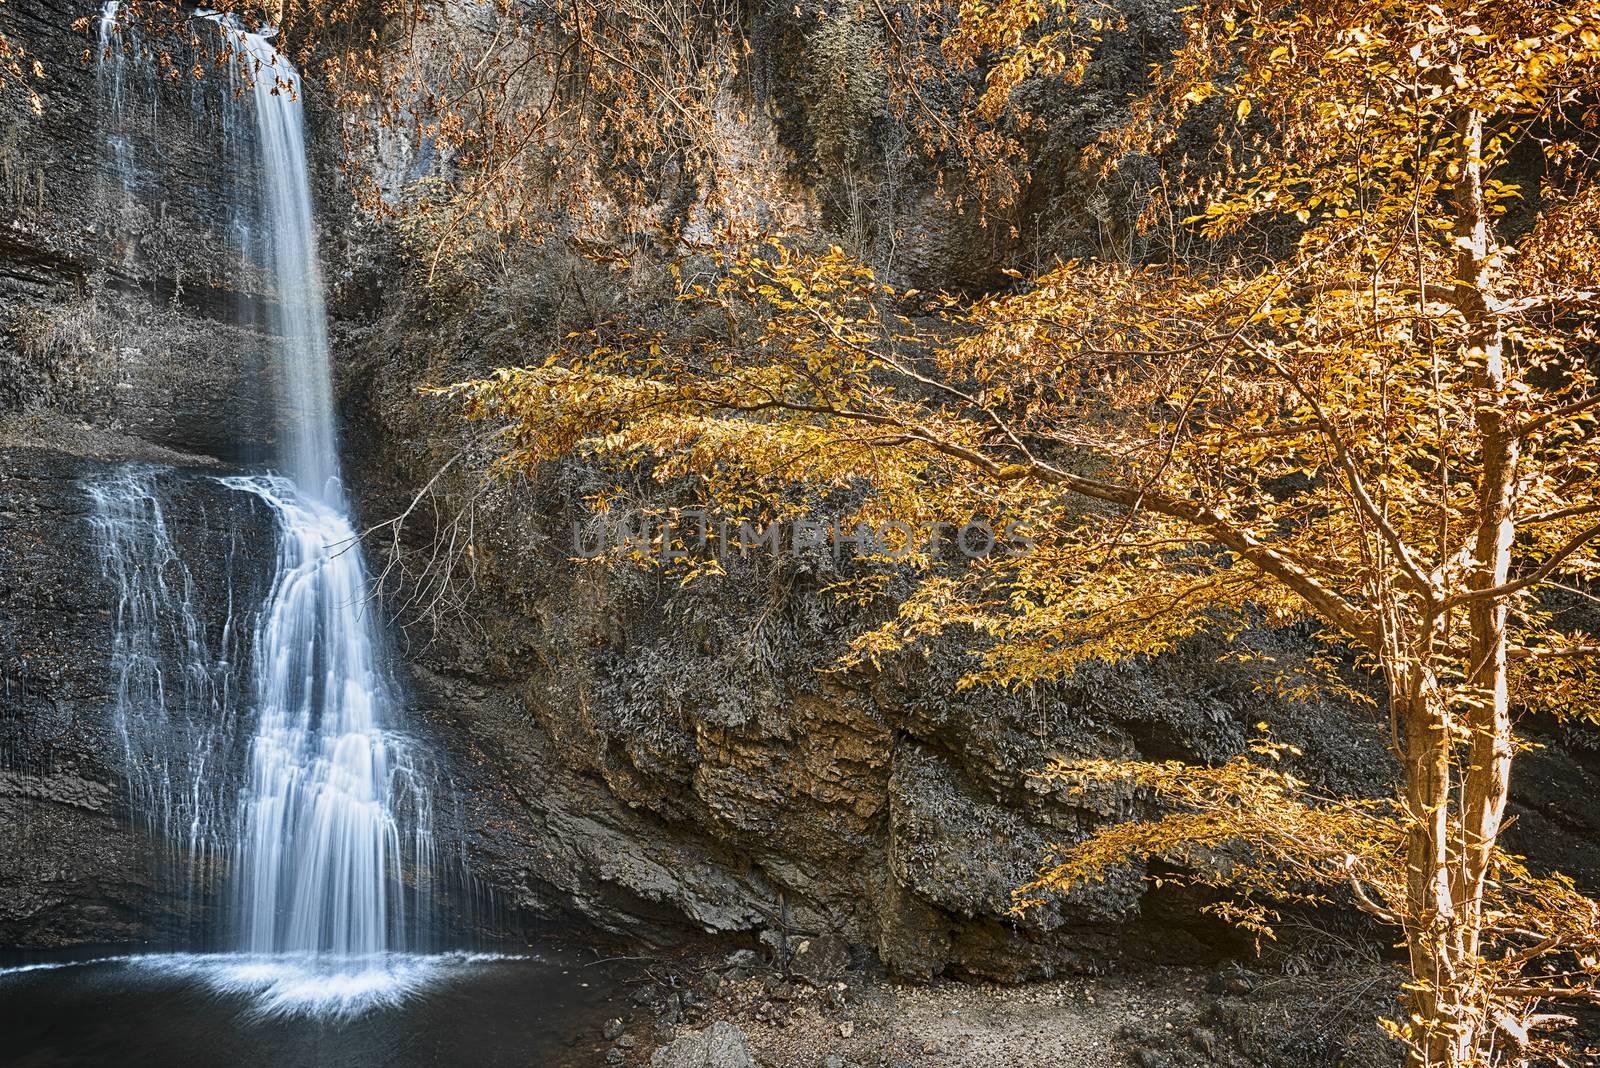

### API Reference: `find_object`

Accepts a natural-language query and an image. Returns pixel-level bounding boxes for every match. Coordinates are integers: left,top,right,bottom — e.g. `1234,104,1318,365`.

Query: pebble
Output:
602,1018,625,1041
723,948,760,972
1209,966,1257,996
838,1021,855,1038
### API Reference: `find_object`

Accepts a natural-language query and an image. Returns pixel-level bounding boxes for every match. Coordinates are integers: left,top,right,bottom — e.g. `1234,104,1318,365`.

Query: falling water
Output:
225,27,339,501
222,473,439,957
219,19,441,959
87,4,465,983
88,467,251,931
95,2,143,197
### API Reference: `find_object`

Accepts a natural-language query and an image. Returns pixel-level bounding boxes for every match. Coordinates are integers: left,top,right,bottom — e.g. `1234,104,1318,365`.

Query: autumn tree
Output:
445,1,1600,1063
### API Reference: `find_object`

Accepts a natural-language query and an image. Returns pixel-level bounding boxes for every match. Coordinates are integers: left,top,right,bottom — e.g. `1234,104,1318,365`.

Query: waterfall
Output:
88,4,465,979
226,28,339,502
214,18,439,960
95,2,143,197
223,473,439,957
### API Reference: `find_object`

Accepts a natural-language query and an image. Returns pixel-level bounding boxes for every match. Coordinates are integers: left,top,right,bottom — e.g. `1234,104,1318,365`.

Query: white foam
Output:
0,956,123,977
0,952,526,1021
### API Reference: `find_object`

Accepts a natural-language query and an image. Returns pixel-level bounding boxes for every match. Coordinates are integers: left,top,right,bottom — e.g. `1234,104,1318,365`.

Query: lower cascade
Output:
87,468,248,914
225,474,438,959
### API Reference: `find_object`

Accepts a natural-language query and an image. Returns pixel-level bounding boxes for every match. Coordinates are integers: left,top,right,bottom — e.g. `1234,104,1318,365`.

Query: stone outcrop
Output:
650,1021,758,1068
330,391,1421,977
326,0,1600,985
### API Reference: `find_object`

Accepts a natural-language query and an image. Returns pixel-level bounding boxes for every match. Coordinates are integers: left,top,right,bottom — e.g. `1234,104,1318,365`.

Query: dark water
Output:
0,946,635,1067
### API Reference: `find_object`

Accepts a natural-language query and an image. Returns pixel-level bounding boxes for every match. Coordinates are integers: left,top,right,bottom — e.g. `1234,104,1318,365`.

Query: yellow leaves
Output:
1204,899,1280,944
449,222,1599,1059
1020,741,1600,1036
1015,748,1405,928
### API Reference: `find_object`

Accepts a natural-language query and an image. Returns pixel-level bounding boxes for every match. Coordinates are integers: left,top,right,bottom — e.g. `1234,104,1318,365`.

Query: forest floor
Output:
557,945,1407,1068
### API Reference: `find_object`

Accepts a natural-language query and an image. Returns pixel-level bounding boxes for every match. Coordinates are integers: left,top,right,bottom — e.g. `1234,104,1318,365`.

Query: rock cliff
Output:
0,0,282,945
314,0,1376,981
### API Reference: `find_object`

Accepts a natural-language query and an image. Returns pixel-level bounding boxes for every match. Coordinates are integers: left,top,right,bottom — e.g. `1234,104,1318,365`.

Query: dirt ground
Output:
562,946,1410,1068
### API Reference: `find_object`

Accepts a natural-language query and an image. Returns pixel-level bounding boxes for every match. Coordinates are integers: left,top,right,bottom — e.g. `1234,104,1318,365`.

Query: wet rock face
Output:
0,0,290,947
0,449,274,946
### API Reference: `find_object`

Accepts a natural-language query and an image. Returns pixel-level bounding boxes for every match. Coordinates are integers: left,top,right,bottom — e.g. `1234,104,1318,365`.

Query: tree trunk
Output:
1396,672,1481,1066
1452,107,1517,954
1393,105,1519,1068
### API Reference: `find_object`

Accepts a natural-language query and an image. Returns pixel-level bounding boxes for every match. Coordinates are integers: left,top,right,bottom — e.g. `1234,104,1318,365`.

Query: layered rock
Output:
0,0,283,462
336,357,1407,979
0,0,284,944
0,449,274,945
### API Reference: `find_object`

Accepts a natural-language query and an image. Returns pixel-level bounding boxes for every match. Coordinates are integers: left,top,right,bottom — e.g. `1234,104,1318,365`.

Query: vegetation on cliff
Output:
0,0,42,114
441,2,1600,1064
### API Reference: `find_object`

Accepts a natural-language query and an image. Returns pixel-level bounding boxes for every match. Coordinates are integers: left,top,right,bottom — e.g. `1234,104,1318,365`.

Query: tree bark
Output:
1453,109,1517,959
1396,671,1477,1066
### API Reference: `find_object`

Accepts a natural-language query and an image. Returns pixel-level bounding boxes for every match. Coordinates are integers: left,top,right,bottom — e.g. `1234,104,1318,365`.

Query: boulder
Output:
789,934,850,987
650,1021,758,1068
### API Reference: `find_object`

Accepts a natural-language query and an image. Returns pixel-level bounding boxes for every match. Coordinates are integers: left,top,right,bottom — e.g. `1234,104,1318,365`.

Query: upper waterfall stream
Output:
226,24,339,502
